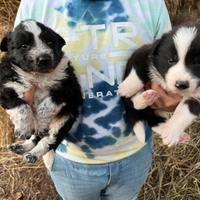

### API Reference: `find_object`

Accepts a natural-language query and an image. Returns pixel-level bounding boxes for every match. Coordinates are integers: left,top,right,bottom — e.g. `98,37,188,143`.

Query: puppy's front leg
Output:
7,104,34,139
131,89,159,110
162,98,199,146
0,87,34,139
118,69,144,97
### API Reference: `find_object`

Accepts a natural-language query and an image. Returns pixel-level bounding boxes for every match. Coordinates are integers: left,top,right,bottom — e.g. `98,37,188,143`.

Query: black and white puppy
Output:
118,24,200,146
0,19,83,168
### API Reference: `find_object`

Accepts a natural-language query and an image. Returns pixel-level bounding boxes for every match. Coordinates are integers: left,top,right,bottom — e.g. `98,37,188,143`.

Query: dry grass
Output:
0,0,200,199
166,0,200,25
0,0,20,37
0,152,60,200
138,123,200,200
0,0,20,59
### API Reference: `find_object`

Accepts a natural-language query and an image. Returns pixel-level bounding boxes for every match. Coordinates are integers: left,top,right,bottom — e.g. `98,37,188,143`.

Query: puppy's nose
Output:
175,80,189,90
37,54,52,67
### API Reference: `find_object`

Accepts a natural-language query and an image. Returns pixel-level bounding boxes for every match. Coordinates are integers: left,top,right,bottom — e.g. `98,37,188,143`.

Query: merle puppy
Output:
0,19,82,168
118,24,200,146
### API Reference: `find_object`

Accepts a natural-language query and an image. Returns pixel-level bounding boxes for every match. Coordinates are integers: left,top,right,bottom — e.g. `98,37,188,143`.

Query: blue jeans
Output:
50,139,153,200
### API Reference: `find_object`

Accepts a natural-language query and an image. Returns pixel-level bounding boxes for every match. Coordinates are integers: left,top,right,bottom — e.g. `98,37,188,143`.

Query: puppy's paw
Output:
24,153,38,163
8,143,25,154
118,82,137,98
142,89,159,106
162,131,180,147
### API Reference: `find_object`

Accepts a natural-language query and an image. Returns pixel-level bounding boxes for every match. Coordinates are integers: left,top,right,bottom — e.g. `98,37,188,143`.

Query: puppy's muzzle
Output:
175,80,189,90
36,54,52,69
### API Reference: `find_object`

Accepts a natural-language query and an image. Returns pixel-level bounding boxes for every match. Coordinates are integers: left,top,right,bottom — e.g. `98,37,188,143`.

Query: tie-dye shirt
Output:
15,0,171,164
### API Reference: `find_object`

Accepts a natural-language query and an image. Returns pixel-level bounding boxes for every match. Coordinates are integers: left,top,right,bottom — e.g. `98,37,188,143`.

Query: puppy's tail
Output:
133,121,146,144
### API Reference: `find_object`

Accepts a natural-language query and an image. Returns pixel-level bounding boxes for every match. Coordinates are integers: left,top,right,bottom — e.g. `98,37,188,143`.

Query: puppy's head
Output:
151,25,200,96
0,19,66,73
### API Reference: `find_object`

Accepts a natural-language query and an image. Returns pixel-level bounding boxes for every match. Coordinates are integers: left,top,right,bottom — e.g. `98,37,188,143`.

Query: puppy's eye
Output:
20,44,29,49
168,56,178,65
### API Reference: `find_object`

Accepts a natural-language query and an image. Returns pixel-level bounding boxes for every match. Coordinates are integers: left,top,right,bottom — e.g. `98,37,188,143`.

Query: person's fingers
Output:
151,83,177,99
150,82,182,111
151,83,168,97
23,85,37,105
151,98,163,109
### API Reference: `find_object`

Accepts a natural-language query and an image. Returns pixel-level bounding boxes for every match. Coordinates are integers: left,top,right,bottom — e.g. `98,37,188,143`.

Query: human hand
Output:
23,85,37,105
149,82,182,112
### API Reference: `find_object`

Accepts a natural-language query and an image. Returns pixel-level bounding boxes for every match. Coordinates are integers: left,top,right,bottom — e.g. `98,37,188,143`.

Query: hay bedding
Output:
0,0,200,199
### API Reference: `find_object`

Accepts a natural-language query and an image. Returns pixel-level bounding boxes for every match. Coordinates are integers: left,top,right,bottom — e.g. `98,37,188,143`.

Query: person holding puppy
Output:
15,0,187,199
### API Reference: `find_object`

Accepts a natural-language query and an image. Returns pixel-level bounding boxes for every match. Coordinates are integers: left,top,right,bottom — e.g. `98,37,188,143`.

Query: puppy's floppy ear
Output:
0,32,11,52
56,33,66,48
150,39,161,57
150,33,169,57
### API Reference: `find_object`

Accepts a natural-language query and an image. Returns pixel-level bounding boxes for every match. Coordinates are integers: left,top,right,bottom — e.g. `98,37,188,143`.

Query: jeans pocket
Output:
66,161,108,178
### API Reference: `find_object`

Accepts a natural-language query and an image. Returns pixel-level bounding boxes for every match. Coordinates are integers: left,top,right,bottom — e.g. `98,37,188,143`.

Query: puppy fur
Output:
118,24,200,146
0,19,83,168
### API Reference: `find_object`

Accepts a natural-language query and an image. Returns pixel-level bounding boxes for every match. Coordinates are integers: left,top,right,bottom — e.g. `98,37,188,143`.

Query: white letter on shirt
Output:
80,24,106,50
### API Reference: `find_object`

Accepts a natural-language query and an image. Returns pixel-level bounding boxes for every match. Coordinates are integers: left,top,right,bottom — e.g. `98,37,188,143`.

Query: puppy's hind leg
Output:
133,121,146,144
124,99,146,144
23,116,69,163
23,135,56,163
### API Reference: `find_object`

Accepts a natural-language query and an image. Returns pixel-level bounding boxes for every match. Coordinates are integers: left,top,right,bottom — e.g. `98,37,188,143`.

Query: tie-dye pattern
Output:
56,0,129,27
15,0,171,163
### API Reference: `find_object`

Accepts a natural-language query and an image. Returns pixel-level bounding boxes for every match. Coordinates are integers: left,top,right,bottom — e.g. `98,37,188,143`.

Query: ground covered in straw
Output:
0,0,200,199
